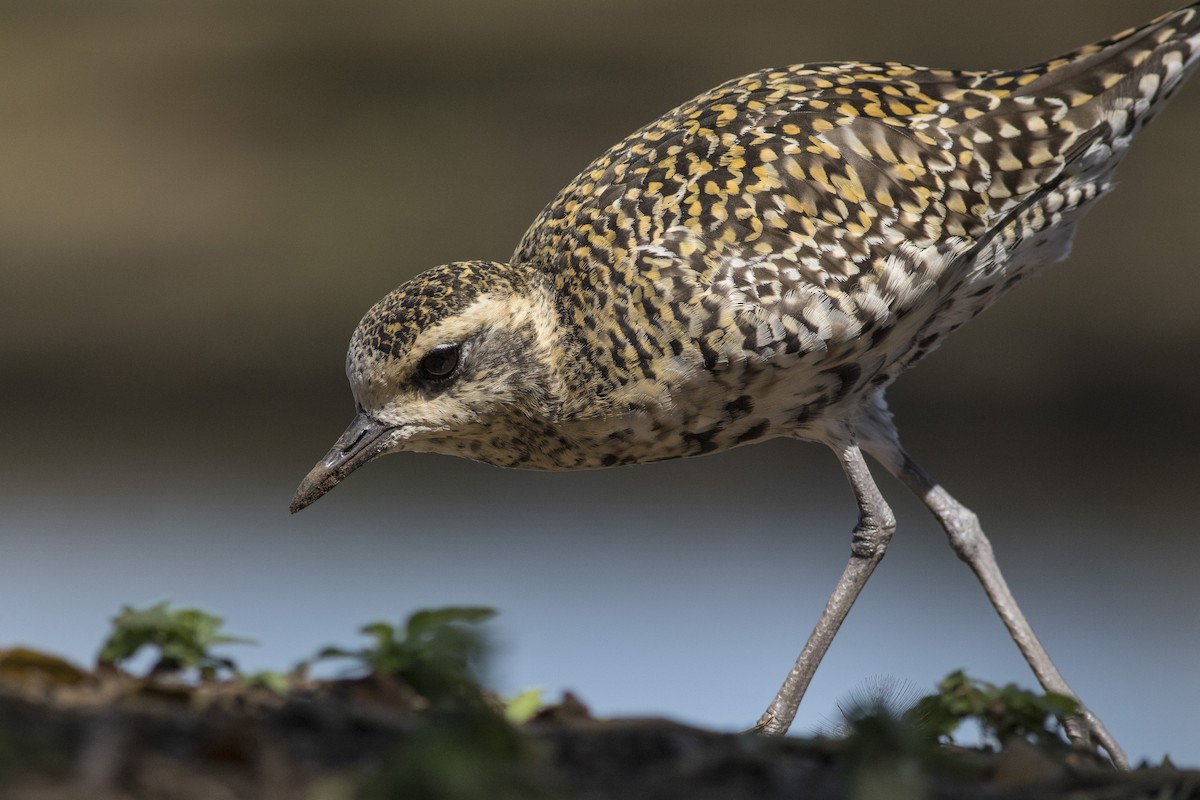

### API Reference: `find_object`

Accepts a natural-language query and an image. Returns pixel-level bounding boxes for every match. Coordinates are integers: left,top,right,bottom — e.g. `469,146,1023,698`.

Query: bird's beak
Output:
290,412,395,513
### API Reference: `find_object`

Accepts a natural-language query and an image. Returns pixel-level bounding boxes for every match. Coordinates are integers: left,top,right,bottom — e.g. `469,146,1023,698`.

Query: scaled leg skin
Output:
755,439,897,735
855,397,1129,768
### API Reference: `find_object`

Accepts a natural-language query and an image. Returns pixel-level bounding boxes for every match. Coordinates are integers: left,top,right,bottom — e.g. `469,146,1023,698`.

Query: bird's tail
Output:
955,4,1200,245
1019,3,1200,161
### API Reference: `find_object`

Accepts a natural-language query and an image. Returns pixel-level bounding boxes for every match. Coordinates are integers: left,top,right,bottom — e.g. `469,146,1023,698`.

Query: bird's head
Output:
290,260,565,512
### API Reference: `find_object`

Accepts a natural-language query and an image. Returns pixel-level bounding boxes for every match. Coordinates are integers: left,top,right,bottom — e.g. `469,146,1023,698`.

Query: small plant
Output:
826,677,938,800
317,606,496,709
503,688,545,725
244,670,293,695
97,602,254,681
827,672,1083,800
823,675,920,739
317,608,550,798
909,670,1079,751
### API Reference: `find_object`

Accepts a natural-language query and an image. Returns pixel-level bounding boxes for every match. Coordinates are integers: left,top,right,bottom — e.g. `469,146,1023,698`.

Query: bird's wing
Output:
517,3,1200,295
513,5,1199,374
517,62,986,292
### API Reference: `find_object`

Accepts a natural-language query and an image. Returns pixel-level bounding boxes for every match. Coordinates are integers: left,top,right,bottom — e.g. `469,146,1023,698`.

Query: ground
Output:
1,658,1196,800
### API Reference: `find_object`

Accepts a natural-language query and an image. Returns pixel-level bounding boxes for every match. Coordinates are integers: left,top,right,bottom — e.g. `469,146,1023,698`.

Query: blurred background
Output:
3,0,1198,763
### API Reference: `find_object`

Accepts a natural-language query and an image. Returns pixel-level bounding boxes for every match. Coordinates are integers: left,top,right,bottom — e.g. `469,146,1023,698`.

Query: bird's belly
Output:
477,357,863,470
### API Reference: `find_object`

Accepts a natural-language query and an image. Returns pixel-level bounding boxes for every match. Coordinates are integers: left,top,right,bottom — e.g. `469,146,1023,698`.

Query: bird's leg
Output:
855,407,1129,768
754,440,896,735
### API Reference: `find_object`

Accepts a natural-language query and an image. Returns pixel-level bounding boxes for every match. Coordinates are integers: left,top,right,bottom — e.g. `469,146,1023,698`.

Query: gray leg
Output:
855,399,1129,768
755,439,896,735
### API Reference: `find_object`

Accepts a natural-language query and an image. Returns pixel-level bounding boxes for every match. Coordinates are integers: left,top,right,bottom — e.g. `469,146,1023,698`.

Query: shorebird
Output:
292,4,1200,767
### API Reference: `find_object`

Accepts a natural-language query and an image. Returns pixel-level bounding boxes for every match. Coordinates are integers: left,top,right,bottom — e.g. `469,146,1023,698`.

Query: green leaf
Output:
245,670,291,694
502,688,545,725
315,606,497,710
315,646,353,660
361,622,397,639
406,607,496,641
96,602,254,679
908,671,1079,751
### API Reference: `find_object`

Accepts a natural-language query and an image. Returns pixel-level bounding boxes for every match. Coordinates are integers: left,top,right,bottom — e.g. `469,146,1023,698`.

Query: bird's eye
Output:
419,343,460,381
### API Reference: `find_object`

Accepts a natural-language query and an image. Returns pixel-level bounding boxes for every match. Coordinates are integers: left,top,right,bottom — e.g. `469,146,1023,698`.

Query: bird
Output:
291,4,1200,768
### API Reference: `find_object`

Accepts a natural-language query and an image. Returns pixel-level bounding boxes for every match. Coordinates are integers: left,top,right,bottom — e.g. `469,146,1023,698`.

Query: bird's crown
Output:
349,260,529,365
345,260,564,427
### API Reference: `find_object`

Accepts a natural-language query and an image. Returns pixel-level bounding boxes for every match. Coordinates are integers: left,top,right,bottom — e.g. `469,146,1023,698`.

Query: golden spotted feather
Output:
292,7,1200,767
306,3,1199,482
508,4,1200,458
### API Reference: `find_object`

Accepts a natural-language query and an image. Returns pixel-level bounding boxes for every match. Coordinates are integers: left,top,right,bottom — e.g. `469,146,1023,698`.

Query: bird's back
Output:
512,5,1200,449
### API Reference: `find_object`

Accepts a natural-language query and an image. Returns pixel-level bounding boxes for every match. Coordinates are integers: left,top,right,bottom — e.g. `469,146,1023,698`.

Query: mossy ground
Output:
1,647,1195,800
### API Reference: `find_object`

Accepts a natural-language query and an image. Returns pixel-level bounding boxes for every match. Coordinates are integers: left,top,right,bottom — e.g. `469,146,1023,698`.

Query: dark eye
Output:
419,343,460,381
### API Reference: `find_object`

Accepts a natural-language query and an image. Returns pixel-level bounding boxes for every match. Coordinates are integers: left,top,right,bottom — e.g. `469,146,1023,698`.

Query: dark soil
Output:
0,659,1196,800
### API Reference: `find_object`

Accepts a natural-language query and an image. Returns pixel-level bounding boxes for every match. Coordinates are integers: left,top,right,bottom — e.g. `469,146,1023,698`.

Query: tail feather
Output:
1016,4,1200,101
952,4,1200,227
934,5,1200,312
1021,3,1200,150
